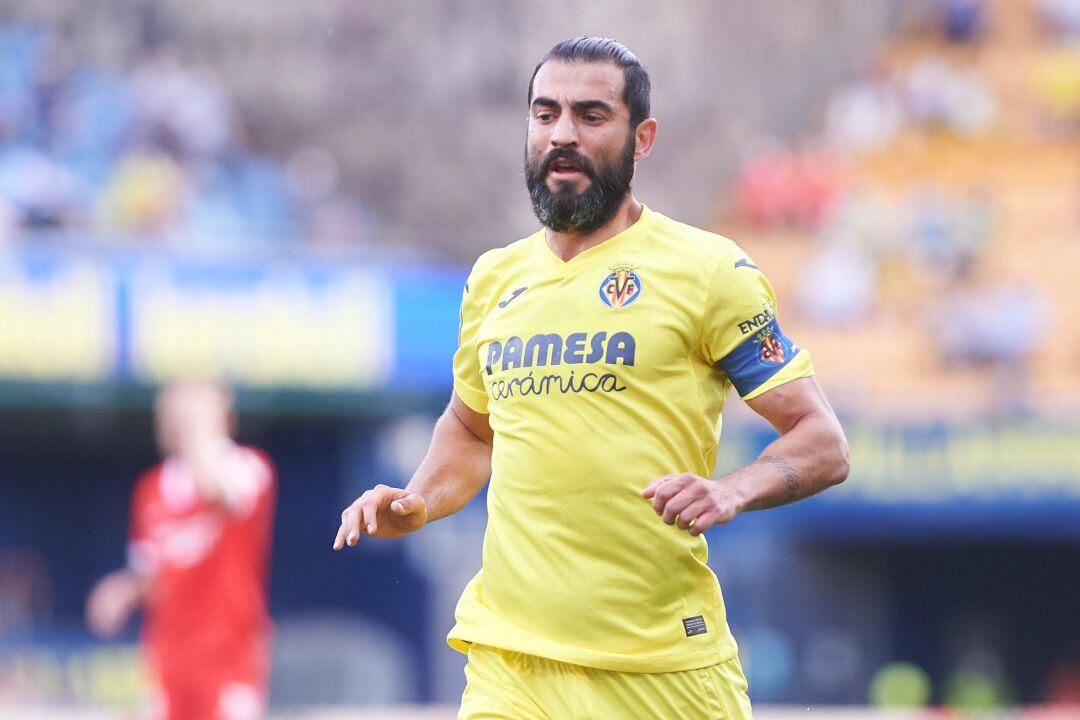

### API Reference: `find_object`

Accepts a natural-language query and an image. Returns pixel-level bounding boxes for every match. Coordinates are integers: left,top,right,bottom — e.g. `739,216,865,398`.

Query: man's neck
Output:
544,195,643,262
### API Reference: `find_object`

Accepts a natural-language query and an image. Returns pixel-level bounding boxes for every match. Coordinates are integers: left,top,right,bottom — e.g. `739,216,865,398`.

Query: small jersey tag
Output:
683,615,708,637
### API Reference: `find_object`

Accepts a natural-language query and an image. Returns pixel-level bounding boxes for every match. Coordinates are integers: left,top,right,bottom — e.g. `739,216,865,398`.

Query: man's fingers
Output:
676,498,713,530
688,509,722,536
673,500,708,528
641,474,676,499
662,484,711,525
391,493,423,516
343,503,364,546
651,479,686,514
332,523,348,551
662,492,693,525
662,488,706,525
335,486,419,549
360,492,379,537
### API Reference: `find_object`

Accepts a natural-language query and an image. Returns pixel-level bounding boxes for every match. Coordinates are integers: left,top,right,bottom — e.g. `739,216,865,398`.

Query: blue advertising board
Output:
0,248,465,393
734,421,1080,537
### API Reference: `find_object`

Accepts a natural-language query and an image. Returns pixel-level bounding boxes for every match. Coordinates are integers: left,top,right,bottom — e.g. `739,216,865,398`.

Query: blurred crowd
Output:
728,0,1077,409
867,657,1080,717
0,26,372,254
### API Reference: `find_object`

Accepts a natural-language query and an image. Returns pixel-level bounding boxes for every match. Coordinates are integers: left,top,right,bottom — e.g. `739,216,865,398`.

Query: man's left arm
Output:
643,376,849,536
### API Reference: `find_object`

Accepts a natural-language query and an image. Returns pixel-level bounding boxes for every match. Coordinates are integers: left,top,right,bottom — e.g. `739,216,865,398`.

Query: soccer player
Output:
87,381,276,720
333,37,849,718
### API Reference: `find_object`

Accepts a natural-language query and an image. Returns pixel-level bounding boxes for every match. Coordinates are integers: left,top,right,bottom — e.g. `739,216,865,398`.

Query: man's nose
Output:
549,113,578,147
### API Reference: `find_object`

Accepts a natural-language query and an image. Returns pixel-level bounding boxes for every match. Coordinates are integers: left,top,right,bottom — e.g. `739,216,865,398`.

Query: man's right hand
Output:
332,485,428,549
86,569,148,638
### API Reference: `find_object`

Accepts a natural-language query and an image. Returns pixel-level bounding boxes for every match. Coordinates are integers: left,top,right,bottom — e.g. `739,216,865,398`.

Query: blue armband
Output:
718,318,800,397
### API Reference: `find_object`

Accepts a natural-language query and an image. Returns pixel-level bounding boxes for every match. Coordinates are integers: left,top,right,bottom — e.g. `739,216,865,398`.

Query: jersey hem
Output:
446,626,737,674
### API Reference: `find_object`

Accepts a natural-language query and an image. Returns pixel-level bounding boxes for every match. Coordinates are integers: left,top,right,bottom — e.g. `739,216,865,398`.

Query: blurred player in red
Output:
86,381,276,720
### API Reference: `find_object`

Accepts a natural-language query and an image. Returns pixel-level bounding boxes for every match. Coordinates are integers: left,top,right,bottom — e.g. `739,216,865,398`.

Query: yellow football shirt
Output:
448,205,813,673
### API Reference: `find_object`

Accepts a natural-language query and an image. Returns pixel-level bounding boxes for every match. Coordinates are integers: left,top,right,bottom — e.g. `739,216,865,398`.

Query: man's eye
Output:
584,114,604,123
536,112,555,122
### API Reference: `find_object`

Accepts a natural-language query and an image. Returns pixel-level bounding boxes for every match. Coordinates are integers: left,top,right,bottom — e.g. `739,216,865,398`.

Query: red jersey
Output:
127,444,275,715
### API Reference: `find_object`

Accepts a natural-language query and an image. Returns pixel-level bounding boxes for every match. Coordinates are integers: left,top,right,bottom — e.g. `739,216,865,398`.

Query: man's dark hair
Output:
528,37,651,129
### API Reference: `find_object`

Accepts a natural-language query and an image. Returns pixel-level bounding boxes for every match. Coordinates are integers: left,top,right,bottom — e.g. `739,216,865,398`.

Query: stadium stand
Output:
724,0,1079,420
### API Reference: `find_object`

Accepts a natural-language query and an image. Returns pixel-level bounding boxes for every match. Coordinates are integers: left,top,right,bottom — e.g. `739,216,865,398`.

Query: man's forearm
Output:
725,412,849,513
405,405,492,522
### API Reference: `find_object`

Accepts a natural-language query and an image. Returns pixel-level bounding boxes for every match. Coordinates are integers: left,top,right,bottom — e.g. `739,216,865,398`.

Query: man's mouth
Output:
547,158,584,179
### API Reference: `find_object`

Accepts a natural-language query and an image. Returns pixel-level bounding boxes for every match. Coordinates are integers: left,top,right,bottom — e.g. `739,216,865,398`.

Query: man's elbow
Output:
827,430,851,487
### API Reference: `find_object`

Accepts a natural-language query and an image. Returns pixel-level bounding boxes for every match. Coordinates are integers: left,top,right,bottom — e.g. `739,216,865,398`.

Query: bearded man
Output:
334,37,849,719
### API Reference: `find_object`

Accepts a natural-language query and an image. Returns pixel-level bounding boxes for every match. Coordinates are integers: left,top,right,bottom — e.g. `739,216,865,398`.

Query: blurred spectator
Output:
0,549,53,639
824,69,904,155
904,185,995,287
868,661,933,708
904,56,996,136
731,142,842,231
1032,47,1080,131
822,180,898,257
792,179,892,328
0,26,303,252
97,145,189,236
0,145,86,228
930,264,1049,411
943,666,1012,711
940,612,1014,711
796,233,878,326
795,146,845,228
942,0,988,44
906,185,959,284
1036,0,1080,41
131,47,234,160
86,381,276,720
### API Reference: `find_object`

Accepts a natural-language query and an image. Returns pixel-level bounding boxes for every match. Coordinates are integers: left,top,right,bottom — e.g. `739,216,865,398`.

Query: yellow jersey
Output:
448,205,813,673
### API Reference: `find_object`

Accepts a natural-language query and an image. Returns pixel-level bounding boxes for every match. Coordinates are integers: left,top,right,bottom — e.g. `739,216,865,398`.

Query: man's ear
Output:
633,118,658,162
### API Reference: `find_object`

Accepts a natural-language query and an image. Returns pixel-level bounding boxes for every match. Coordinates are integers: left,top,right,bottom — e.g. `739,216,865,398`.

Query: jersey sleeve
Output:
452,267,490,414
126,472,159,577
233,447,276,584
701,252,814,400
219,445,275,518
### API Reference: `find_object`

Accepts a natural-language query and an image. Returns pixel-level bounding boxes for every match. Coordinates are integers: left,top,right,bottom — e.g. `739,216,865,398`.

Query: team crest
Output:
755,326,793,366
759,333,786,364
599,264,642,308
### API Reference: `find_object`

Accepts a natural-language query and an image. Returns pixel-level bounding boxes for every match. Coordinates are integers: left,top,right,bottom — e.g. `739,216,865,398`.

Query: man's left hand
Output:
641,473,744,536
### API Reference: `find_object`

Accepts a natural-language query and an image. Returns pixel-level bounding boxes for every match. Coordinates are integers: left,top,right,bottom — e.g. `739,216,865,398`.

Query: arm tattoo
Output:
760,455,800,498
747,455,801,509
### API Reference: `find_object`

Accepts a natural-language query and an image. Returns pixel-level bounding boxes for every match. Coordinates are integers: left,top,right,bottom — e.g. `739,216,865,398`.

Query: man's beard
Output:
525,135,635,234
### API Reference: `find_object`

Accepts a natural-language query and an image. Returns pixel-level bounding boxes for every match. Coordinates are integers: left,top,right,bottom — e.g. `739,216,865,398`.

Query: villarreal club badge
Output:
758,332,787,364
599,264,642,309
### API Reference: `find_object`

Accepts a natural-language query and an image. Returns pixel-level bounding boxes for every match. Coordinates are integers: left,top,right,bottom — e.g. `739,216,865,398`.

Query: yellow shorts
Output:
458,644,753,720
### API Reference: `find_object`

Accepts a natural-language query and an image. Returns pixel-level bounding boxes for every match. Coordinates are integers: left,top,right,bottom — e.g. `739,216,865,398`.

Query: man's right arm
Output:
86,568,150,637
332,392,492,549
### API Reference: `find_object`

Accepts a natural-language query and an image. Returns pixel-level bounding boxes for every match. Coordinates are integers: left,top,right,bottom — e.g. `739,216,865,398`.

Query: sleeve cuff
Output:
741,349,814,400
454,380,489,415
126,540,158,577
